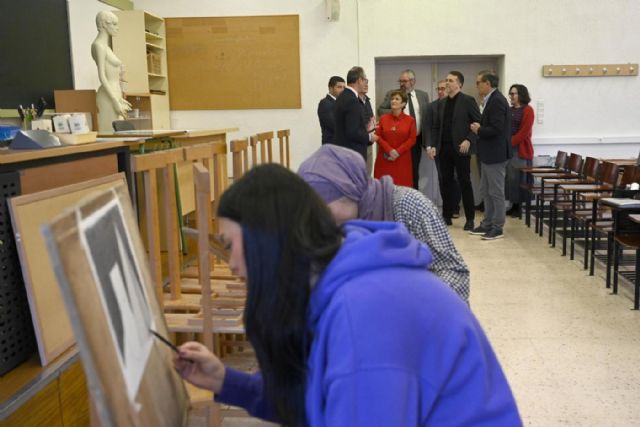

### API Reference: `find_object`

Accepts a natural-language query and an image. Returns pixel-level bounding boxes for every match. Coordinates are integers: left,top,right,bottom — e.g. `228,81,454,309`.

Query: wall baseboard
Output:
534,136,640,145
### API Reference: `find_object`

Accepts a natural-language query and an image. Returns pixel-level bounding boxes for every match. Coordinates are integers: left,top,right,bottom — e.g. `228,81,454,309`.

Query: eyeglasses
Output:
361,78,369,83
398,79,411,84
475,80,484,86
437,87,446,91
508,92,518,96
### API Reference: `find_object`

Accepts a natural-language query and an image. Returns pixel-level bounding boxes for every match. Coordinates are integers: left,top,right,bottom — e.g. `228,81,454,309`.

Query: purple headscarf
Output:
298,145,395,221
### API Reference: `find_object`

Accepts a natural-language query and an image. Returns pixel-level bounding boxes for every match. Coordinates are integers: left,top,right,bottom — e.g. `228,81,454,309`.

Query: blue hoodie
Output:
217,221,521,426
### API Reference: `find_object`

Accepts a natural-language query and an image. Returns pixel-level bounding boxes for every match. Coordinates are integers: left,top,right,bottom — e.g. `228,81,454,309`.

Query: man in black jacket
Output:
429,71,481,230
469,70,512,240
317,76,345,145
333,66,377,160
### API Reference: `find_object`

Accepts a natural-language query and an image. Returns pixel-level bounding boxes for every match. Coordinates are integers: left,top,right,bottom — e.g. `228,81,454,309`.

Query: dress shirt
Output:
482,88,497,107
404,89,422,135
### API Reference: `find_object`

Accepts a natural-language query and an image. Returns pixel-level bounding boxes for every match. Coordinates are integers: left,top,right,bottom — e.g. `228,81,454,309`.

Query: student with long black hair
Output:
174,163,521,427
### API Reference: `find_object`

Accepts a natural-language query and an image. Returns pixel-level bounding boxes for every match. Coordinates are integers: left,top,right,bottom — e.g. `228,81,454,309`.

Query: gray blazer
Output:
430,92,481,156
377,88,430,148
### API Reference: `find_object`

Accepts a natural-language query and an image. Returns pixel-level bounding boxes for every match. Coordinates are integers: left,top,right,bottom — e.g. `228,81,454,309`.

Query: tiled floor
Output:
214,216,640,426
451,215,640,427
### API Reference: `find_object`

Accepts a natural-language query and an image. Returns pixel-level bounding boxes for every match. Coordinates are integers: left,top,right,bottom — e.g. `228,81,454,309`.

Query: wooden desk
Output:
629,214,640,224
0,349,88,425
600,158,637,166
0,139,141,425
97,129,185,139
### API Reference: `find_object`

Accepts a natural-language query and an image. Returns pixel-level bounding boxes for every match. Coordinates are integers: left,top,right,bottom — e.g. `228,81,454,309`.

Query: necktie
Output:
407,92,416,119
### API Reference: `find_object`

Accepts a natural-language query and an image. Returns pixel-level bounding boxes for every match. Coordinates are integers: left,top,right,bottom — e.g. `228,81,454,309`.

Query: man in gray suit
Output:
378,69,429,189
469,70,512,240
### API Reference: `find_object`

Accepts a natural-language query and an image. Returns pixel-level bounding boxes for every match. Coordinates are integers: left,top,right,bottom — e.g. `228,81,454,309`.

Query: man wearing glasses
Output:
378,70,430,190
334,66,378,160
469,70,512,240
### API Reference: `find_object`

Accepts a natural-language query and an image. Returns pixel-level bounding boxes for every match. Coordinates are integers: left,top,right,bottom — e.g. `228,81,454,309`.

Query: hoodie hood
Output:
307,220,432,331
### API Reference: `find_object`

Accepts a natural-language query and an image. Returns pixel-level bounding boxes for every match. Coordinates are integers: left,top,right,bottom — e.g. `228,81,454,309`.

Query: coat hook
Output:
602,67,608,73
575,67,580,74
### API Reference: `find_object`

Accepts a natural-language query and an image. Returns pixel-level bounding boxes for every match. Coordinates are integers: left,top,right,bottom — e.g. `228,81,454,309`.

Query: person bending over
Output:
175,163,521,427
299,144,470,303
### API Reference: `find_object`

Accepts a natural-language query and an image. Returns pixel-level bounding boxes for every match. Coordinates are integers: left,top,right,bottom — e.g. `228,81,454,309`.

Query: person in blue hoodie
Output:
174,163,522,427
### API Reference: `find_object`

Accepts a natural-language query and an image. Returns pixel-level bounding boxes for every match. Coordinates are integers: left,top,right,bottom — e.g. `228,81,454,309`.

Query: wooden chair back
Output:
618,165,640,188
581,157,600,181
276,129,291,169
567,153,584,175
192,162,214,350
183,142,228,214
555,151,568,169
598,161,621,186
249,131,274,166
130,148,184,305
229,138,250,182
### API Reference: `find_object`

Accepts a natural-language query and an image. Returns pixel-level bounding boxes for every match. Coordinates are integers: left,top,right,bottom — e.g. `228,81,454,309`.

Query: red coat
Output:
511,104,534,160
374,112,416,187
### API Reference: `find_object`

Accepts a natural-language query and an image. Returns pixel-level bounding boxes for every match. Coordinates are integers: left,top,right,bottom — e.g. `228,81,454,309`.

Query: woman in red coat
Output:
506,84,534,217
374,89,416,187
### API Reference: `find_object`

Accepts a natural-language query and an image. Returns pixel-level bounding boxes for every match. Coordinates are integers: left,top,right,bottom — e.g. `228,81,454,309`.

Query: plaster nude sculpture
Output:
92,10,131,132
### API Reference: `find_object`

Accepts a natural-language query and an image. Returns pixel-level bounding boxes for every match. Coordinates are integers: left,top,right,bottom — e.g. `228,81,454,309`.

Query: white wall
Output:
69,0,640,166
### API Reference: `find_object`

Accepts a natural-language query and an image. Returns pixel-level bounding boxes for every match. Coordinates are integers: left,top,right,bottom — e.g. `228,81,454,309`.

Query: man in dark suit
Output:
378,69,429,189
469,70,512,240
317,76,345,145
429,71,481,230
333,66,377,160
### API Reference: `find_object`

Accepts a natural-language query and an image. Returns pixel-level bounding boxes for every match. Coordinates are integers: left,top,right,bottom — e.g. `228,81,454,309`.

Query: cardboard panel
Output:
166,15,301,110
9,174,128,365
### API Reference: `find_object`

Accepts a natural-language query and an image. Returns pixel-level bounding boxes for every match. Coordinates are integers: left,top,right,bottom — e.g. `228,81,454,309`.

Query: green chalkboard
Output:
0,0,74,109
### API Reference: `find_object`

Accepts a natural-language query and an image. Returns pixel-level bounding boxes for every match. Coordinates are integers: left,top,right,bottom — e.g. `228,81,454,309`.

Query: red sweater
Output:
511,104,534,160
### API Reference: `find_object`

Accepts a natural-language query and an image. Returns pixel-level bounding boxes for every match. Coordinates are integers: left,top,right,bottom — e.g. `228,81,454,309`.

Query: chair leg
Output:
570,215,577,260
613,241,620,294
582,220,589,269
525,195,531,227
635,249,640,310
552,206,557,247
535,195,540,234
590,226,598,276
605,232,612,287
562,211,569,255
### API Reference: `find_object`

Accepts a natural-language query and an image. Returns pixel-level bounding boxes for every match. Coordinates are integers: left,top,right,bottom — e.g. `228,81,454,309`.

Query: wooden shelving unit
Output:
113,10,170,129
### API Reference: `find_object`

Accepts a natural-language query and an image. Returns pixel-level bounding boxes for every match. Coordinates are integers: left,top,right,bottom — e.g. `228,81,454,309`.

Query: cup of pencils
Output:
18,105,37,130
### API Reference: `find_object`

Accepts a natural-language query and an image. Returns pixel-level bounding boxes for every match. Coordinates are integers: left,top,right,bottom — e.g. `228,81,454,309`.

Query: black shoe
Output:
463,221,474,231
469,225,489,235
444,217,453,226
481,228,504,240
475,202,485,212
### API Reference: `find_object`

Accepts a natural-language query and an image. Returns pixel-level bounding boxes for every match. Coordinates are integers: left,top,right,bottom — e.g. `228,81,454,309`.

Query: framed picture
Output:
42,181,189,426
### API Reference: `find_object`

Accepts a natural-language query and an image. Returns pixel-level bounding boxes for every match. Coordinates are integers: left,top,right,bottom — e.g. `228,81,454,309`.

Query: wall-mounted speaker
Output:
326,0,340,21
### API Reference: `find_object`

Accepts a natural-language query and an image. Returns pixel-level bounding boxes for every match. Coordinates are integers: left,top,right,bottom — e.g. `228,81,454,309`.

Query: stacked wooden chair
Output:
276,129,291,168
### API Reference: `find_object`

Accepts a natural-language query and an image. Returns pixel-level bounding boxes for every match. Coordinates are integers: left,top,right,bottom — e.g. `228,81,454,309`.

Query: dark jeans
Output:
411,136,422,190
438,143,475,221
